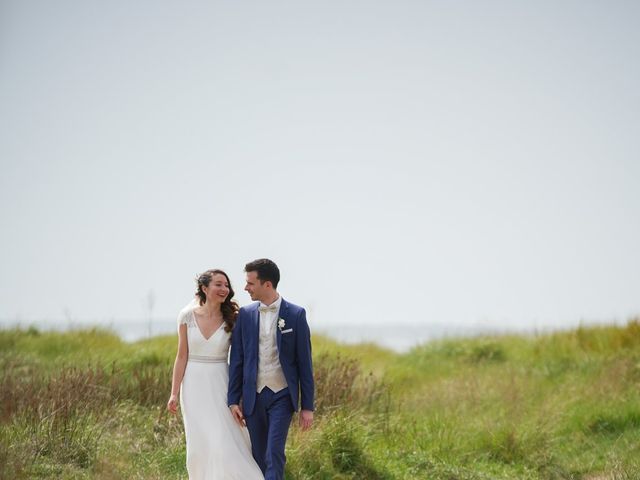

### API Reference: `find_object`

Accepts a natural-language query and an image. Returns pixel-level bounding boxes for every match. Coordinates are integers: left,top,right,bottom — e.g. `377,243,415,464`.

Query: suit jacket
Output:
228,299,315,416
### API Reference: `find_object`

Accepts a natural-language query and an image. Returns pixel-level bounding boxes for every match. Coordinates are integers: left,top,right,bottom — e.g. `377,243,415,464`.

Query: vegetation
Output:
1,320,640,479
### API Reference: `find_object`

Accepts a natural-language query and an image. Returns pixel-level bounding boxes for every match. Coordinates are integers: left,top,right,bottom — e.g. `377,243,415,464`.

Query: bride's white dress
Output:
179,308,263,480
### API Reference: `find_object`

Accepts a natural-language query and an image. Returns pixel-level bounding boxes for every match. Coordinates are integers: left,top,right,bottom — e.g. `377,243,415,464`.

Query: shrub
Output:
467,342,506,364
313,353,388,415
587,410,640,435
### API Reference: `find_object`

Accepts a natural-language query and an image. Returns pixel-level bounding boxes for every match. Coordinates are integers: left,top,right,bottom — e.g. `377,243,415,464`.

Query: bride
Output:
167,269,263,480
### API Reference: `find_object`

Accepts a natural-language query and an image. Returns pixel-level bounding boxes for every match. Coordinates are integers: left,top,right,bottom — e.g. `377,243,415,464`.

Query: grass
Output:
1,320,640,479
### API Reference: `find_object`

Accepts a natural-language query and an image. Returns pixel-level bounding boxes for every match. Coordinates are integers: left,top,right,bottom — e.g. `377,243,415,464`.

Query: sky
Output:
1,0,639,332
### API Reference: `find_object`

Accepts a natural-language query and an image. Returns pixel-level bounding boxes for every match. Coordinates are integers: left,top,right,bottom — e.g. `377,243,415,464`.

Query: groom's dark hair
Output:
245,258,280,289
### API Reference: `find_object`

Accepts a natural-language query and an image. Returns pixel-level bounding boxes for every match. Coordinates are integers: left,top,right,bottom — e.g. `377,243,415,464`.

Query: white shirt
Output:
256,296,288,393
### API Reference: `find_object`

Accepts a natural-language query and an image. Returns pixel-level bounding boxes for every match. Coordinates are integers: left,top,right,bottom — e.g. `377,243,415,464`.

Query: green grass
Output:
1,320,640,479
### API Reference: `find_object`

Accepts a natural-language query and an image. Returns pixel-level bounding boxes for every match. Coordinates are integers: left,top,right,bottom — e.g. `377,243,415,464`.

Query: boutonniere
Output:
278,318,286,331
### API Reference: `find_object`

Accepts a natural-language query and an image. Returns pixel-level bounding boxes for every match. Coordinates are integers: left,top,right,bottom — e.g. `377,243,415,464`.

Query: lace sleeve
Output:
177,310,189,327
177,298,199,328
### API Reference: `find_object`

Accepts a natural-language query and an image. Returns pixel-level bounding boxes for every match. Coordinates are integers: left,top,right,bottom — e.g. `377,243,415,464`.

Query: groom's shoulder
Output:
282,299,305,315
239,302,260,314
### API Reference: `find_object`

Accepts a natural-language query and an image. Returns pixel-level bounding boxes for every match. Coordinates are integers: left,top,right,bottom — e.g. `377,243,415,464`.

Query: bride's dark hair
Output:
195,269,238,333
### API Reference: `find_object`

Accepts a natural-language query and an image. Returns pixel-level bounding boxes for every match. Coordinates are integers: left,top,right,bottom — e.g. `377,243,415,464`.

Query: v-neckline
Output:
192,310,224,341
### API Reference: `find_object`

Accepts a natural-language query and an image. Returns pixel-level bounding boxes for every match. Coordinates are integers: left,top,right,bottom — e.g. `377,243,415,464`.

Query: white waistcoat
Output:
257,298,288,393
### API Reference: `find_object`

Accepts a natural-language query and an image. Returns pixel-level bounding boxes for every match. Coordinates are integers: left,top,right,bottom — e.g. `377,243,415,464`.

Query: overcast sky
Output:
1,0,639,330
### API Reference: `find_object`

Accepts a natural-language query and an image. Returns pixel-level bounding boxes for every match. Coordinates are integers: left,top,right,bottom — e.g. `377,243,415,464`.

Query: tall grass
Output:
0,327,386,479
1,320,640,479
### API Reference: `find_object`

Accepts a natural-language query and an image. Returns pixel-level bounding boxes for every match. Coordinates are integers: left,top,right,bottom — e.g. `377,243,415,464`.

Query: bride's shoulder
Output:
177,307,196,326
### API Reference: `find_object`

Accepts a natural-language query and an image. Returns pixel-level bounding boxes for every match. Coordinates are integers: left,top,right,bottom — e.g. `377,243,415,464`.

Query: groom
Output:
228,258,314,480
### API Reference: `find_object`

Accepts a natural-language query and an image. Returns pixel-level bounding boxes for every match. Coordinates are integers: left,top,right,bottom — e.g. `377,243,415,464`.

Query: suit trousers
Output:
245,387,294,480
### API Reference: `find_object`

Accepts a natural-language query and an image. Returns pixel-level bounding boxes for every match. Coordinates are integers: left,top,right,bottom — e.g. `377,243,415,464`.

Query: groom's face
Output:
245,271,267,302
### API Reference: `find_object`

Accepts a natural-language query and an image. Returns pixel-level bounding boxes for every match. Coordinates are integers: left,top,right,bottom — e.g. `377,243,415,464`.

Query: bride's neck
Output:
201,302,222,316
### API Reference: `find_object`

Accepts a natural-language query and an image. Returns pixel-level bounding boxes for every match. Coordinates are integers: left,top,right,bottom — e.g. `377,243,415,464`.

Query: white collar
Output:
259,295,282,310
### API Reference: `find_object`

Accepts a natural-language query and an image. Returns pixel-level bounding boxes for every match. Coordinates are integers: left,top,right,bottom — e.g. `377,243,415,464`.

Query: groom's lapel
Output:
251,306,260,358
276,299,288,352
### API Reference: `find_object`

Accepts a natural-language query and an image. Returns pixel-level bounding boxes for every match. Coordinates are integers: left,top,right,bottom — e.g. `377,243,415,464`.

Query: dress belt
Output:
188,354,227,363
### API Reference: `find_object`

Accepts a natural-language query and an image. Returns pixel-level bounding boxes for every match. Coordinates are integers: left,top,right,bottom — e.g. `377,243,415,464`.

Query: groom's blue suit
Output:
228,299,314,480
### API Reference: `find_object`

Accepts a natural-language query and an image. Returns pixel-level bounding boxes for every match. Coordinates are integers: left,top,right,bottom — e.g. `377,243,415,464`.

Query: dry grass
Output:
313,352,389,414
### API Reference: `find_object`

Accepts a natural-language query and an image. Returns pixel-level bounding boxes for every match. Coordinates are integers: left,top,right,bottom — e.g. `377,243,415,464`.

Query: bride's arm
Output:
167,324,188,414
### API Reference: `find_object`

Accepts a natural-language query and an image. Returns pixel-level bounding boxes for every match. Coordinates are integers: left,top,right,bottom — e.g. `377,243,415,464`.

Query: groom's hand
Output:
229,404,245,427
299,410,314,431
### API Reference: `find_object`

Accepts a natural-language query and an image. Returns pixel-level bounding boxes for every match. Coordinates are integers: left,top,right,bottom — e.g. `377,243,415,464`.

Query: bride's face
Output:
204,274,230,303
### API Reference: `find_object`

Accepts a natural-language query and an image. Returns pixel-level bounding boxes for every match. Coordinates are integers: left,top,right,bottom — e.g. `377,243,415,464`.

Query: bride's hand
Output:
167,394,179,414
229,404,245,427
